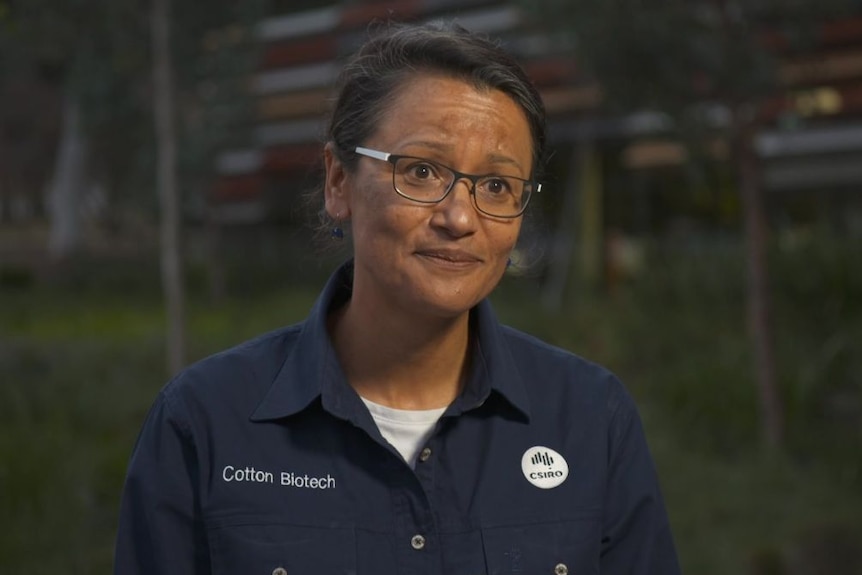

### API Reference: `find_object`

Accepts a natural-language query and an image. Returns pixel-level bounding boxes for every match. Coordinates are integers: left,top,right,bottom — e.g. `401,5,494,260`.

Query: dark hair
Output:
327,20,547,175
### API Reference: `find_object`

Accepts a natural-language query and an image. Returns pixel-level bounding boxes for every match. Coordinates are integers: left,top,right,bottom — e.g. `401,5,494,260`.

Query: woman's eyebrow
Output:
486,153,524,174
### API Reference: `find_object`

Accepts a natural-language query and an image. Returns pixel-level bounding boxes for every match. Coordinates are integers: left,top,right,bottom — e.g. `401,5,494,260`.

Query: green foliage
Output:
0,264,34,290
610,241,759,453
613,235,859,474
771,233,862,477
0,339,163,574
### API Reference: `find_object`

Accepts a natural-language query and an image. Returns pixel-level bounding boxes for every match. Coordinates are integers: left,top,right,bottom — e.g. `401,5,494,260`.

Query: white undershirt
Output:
360,397,446,468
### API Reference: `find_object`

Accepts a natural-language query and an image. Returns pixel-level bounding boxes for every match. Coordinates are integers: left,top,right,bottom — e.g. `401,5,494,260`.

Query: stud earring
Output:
331,212,344,240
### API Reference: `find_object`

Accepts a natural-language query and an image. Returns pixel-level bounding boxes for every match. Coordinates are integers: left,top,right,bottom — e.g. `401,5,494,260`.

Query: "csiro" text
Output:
530,470,565,479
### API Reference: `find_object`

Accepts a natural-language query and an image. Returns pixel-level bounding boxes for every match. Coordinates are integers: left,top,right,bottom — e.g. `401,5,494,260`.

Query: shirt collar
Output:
250,260,531,423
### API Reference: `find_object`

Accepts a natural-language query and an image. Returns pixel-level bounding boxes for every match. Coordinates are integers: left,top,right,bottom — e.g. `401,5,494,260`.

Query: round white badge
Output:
521,446,569,489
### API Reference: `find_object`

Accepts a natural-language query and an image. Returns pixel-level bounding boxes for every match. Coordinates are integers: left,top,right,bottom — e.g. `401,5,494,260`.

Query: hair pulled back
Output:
327,21,547,176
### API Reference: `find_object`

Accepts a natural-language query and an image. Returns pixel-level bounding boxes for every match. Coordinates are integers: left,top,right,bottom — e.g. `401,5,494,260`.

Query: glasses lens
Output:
391,156,534,217
474,177,531,217
393,157,452,202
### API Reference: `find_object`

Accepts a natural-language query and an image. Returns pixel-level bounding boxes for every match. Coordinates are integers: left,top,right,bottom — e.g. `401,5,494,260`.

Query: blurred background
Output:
1,0,861,573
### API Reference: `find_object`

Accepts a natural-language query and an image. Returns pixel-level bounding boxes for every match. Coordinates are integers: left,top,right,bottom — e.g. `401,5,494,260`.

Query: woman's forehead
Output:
370,74,534,168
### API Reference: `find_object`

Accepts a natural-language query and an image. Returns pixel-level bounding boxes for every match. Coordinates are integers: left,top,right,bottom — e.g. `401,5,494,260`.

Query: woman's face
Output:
325,73,534,320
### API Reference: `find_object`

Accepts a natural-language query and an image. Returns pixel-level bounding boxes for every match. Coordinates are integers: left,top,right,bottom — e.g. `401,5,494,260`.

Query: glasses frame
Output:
353,146,541,219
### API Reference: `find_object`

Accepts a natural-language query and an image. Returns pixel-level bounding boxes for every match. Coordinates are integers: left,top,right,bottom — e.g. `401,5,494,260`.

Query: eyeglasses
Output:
354,146,541,218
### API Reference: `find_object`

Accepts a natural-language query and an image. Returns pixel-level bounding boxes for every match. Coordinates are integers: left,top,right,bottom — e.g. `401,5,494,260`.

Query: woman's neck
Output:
328,299,471,410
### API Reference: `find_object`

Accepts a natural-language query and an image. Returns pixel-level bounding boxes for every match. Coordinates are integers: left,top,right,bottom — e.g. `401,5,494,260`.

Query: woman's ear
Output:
324,143,351,219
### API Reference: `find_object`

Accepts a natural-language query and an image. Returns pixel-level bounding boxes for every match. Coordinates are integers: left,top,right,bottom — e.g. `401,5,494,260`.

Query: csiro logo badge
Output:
521,446,569,489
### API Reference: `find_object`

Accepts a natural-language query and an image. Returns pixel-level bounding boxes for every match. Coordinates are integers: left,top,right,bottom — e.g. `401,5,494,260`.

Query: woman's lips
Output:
415,249,483,265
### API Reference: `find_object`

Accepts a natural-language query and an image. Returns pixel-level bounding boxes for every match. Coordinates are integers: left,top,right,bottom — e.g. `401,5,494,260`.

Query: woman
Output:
114,22,680,575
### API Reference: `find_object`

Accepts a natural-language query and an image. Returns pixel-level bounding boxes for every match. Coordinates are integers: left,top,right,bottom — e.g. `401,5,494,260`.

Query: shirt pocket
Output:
481,517,600,575
208,519,357,575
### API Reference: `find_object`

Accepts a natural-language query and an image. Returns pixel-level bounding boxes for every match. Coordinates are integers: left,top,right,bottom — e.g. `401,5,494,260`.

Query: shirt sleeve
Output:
114,389,211,575
600,382,681,574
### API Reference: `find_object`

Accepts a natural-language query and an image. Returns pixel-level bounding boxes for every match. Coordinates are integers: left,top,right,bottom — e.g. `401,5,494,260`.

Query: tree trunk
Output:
578,142,604,292
46,93,87,260
542,145,582,311
206,200,227,303
152,0,186,375
541,141,604,310
735,119,783,448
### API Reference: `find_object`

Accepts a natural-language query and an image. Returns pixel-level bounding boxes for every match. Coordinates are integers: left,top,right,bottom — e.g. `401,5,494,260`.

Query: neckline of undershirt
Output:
360,397,447,468
360,397,447,424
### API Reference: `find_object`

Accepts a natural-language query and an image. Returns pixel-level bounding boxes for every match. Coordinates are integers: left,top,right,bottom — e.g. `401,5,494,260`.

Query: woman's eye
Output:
409,163,436,179
485,178,511,195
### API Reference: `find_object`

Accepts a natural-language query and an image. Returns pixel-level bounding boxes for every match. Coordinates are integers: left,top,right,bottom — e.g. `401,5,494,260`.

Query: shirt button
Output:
410,534,426,550
554,563,568,575
272,568,287,575
418,447,432,462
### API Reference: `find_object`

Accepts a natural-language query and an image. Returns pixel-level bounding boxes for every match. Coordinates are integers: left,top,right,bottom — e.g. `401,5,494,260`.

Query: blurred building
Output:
212,0,585,225
212,0,862,241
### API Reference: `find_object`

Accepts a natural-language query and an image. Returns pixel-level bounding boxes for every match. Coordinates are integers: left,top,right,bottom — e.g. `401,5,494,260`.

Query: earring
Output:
331,212,344,240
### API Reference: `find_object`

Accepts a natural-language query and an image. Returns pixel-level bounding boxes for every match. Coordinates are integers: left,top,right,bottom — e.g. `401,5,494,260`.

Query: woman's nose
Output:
430,179,478,236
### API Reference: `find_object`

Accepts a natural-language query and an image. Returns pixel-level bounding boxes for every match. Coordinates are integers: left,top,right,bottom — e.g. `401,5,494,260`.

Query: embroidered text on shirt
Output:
222,465,336,489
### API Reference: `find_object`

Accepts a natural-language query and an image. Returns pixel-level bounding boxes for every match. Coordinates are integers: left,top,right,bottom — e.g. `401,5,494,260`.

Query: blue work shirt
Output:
114,262,680,575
